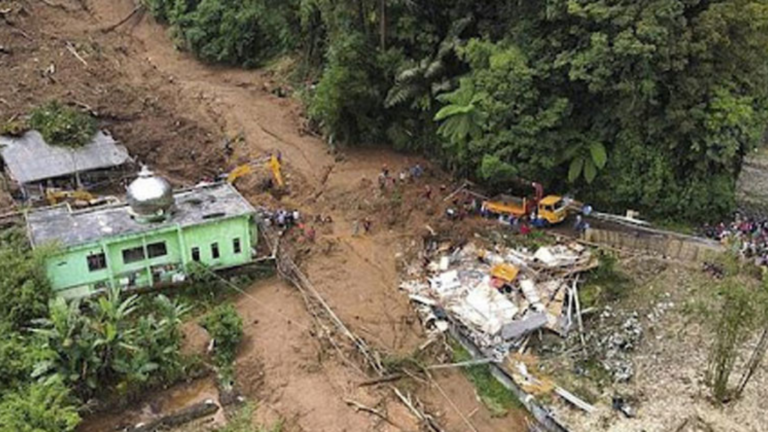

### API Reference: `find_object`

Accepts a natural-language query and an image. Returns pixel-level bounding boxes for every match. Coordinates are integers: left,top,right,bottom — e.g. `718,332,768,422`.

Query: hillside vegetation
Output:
145,0,768,220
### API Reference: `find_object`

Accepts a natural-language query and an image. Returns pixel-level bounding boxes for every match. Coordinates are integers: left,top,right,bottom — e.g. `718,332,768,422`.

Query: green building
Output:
25,168,258,299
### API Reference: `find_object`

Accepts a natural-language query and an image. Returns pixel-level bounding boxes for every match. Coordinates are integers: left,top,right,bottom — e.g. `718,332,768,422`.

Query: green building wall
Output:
45,215,256,299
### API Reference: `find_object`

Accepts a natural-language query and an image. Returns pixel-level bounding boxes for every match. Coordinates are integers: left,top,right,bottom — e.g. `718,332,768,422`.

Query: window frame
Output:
147,241,168,259
87,252,107,272
122,246,146,264
233,238,242,254
211,242,220,260
191,247,201,262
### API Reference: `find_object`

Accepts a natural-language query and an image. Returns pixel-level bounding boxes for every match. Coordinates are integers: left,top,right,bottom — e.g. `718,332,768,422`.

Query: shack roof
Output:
0,130,131,184
26,183,255,249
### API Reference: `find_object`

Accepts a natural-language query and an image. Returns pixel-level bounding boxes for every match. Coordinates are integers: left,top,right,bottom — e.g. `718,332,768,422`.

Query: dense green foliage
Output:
33,288,190,398
0,379,80,432
29,101,97,148
145,0,768,220
201,303,243,367
0,329,52,398
0,229,191,431
145,0,299,67
0,228,52,331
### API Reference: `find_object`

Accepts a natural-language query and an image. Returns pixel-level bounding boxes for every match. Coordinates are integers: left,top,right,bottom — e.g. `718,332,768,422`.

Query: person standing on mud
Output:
424,185,432,200
363,218,372,234
378,172,387,190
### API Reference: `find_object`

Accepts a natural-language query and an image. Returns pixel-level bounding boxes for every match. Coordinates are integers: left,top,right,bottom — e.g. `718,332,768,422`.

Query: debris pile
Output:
401,241,598,359
594,310,643,383
565,307,644,384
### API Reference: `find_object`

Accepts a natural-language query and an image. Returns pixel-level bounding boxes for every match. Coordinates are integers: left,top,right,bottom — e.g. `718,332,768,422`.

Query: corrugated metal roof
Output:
0,130,131,184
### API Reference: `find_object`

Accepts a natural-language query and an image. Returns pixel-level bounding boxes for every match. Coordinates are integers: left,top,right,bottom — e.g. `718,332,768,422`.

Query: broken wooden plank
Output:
66,42,87,67
358,373,404,387
427,357,496,370
344,399,389,422
554,386,596,414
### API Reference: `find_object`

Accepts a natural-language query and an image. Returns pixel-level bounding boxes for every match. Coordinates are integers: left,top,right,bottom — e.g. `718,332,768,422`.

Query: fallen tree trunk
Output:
101,4,145,33
126,399,219,432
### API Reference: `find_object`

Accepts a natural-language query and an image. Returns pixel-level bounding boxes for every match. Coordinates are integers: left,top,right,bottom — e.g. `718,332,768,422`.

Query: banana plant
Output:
32,298,102,390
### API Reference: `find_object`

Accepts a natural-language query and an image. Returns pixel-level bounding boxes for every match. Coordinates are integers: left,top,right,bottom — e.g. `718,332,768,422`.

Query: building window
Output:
211,242,220,259
233,238,242,254
87,253,107,272
122,246,146,264
191,247,201,262
147,242,168,259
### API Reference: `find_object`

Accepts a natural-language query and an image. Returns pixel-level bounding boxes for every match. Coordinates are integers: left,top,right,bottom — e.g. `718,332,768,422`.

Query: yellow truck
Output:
482,181,568,226
536,195,568,225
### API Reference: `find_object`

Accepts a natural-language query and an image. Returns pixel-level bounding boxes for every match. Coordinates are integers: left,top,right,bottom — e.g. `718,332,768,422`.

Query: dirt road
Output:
2,0,528,430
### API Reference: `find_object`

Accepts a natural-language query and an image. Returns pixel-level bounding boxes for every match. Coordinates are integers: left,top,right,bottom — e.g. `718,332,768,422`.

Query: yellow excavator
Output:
46,189,96,206
46,189,119,208
227,154,284,189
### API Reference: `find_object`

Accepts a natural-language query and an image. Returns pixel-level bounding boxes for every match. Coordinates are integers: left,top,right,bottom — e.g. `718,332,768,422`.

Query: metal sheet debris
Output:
402,241,597,349
401,239,601,421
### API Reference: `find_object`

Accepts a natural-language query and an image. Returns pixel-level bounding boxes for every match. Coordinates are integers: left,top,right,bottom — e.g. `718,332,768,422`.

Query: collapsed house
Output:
402,241,596,354
0,130,132,201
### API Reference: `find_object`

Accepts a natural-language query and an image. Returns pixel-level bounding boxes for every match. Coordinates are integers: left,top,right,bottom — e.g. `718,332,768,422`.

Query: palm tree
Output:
385,17,471,110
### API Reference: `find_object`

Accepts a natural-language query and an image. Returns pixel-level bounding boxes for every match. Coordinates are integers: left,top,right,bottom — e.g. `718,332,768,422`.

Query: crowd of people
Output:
703,214,768,266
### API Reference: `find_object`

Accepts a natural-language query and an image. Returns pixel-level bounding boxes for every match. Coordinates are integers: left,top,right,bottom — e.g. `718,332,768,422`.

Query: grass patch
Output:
574,356,612,391
651,218,697,236
580,250,631,309
217,403,283,432
178,264,275,314
0,117,26,137
29,101,96,148
450,340,521,417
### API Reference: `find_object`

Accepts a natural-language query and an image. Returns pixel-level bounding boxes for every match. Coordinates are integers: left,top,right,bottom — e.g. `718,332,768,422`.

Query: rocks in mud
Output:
595,309,644,383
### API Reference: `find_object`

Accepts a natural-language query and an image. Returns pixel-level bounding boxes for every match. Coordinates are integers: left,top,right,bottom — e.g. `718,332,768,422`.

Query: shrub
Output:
200,303,243,366
0,379,81,432
28,101,97,148
0,118,27,137
0,328,53,398
0,229,52,330
147,0,299,68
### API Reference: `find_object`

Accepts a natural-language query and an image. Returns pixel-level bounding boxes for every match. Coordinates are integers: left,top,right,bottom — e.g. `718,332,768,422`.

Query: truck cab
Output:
537,195,567,225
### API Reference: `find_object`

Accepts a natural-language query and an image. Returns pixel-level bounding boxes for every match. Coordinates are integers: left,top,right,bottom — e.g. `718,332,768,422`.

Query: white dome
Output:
127,166,174,218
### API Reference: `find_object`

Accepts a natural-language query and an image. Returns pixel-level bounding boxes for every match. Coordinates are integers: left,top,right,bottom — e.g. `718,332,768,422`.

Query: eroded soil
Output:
0,0,529,430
